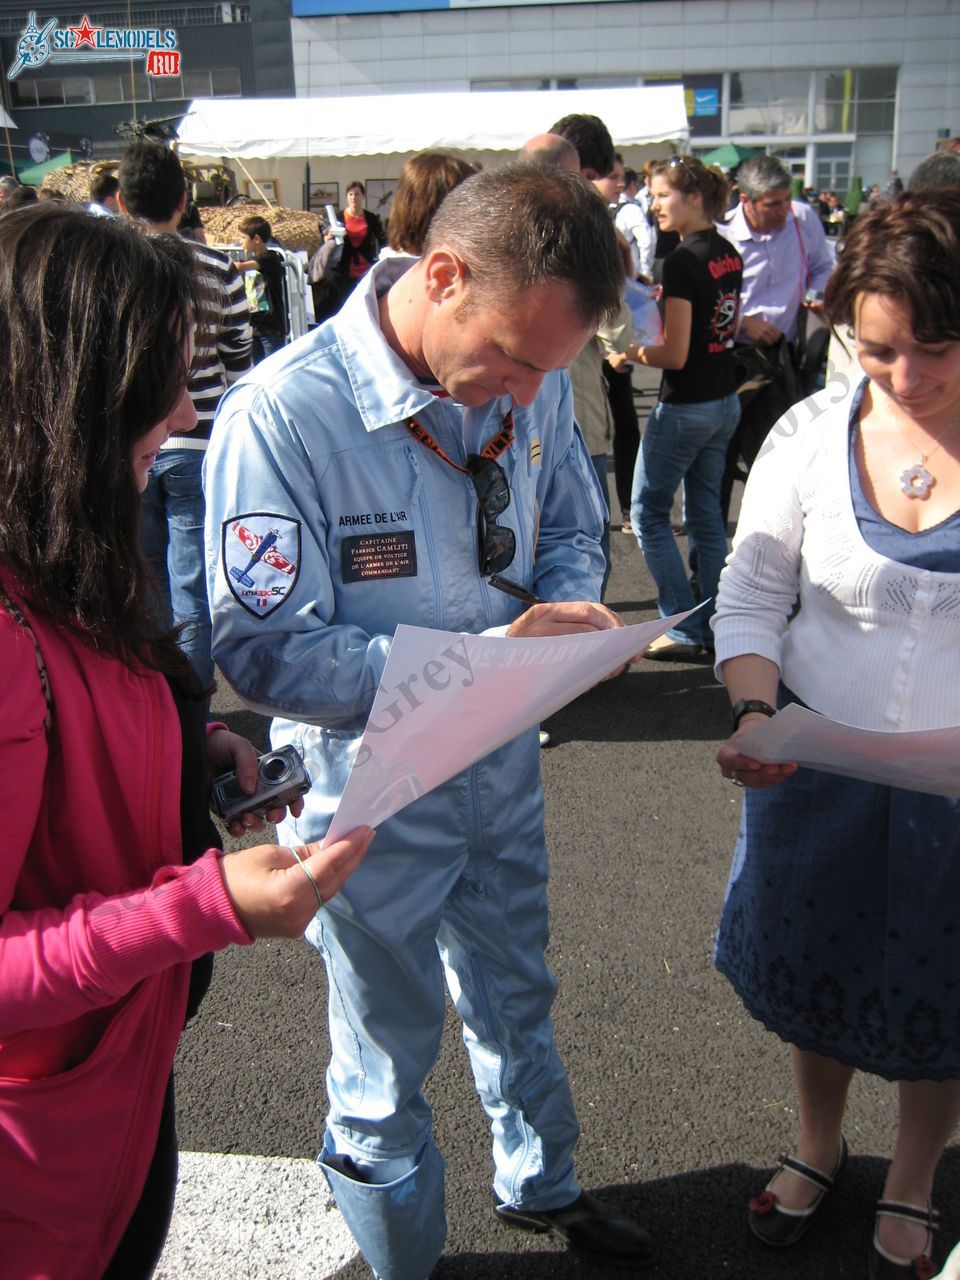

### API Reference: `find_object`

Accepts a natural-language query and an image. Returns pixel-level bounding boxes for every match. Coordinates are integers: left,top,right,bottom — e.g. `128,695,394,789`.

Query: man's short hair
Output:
908,151,960,194
90,171,120,204
423,163,623,328
737,156,793,201
548,114,615,179
238,214,271,242
520,133,580,173
623,167,639,188
118,142,186,223
0,176,20,195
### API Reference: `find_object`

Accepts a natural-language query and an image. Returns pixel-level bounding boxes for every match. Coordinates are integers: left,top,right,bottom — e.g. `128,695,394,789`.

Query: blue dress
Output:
714,414,960,1082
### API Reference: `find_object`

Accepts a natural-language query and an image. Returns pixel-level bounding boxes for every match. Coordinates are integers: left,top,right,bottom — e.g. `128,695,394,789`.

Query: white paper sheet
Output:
735,702,960,798
326,609,698,841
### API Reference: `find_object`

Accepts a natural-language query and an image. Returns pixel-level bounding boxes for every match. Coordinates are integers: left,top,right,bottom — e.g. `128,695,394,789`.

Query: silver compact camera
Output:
211,745,312,822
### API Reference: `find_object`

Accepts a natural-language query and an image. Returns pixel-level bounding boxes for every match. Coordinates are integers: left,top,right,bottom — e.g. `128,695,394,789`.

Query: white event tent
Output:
176,85,688,206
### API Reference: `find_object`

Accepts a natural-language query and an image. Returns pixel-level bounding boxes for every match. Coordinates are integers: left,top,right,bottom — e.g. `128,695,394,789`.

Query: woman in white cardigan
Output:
712,191,960,1280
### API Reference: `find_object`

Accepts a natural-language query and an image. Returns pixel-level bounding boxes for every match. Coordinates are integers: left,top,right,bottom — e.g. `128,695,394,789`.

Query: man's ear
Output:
117,190,131,217
177,188,188,216
421,248,467,302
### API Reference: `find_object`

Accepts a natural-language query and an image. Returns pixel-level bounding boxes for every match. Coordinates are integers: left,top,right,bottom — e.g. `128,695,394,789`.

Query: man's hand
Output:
740,314,783,346
506,601,640,679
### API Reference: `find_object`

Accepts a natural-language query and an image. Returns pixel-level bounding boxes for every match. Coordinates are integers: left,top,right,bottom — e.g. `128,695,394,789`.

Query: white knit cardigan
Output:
712,378,960,732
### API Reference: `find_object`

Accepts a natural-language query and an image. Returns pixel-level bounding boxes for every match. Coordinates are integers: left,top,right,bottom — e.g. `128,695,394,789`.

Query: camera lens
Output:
261,753,292,784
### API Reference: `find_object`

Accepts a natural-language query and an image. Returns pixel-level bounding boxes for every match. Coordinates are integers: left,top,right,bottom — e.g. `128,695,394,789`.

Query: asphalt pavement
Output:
161,389,959,1280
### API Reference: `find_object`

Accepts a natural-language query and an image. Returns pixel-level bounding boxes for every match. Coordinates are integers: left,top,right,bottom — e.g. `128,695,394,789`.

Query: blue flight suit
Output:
204,258,607,1280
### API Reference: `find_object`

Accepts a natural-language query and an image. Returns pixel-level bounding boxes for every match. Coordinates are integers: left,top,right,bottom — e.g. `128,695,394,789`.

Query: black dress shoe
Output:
494,1190,659,1269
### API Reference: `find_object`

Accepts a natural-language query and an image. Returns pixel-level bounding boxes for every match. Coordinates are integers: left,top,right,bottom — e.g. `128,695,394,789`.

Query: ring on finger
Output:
288,844,325,911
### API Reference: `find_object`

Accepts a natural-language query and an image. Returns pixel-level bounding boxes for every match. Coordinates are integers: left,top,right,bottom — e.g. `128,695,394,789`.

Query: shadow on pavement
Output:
543,665,728,746
328,1150,960,1279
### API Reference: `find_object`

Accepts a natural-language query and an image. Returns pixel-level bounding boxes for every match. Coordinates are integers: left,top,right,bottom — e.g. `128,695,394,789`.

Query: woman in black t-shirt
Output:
626,156,743,657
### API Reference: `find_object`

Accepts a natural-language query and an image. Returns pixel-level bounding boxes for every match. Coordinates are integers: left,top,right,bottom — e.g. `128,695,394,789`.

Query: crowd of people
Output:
1,119,959,1280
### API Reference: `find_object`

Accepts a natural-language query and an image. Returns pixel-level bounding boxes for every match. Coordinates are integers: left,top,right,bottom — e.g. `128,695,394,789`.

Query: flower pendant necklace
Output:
898,414,960,499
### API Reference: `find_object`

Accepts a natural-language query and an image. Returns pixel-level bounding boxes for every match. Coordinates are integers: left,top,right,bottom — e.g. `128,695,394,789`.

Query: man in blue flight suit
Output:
204,164,657,1279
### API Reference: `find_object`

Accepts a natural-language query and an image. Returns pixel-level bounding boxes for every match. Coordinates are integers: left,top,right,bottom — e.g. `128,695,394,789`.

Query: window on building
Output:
8,65,243,107
815,67,897,135
210,66,242,96
728,70,810,136
152,74,184,101
63,75,93,105
121,72,151,103
35,78,65,106
471,78,550,92
10,80,39,107
92,73,123,104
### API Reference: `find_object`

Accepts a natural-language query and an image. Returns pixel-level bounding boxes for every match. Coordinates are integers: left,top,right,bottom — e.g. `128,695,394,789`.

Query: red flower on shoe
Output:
913,1257,936,1280
748,1191,778,1215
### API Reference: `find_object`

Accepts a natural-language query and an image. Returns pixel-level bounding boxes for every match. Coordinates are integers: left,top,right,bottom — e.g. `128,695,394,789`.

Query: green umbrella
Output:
16,151,75,186
698,142,758,170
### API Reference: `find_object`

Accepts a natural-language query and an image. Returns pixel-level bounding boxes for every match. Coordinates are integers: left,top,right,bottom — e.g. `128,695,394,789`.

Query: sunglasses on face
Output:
467,453,515,576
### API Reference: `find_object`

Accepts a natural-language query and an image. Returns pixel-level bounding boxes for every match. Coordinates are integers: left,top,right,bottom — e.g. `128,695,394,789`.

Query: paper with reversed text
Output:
326,609,698,841
735,702,960,798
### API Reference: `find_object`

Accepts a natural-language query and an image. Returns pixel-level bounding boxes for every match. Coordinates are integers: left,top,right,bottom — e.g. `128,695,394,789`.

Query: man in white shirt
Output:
615,165,656,283
718,156,833,345
716,156,834,515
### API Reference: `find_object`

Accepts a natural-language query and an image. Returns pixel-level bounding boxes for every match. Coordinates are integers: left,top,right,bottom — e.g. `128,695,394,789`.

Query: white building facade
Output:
289,0,959,192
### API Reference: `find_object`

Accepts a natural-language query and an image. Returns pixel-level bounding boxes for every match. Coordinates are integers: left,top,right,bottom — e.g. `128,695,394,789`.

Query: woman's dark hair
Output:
387,150,478,255
824,191,960,342
649,155,729,222
0,203,203,677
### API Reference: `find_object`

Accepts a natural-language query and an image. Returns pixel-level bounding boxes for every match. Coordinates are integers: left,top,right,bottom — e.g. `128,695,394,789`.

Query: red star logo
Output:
68,15,98,48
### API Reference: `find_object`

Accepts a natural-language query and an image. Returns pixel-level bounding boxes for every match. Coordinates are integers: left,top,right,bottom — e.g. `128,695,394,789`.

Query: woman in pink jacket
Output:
0,204,373,1279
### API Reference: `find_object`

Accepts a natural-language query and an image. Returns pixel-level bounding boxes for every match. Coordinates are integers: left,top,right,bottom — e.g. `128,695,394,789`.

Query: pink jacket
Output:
0,578,252,1279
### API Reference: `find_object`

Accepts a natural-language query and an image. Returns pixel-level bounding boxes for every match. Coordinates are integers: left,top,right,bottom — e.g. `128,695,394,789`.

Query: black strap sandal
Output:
748,1136,848,1247
869,1200,940,1279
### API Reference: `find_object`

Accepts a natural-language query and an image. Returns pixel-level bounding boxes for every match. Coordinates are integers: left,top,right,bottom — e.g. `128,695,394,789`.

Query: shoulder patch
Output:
222,513,301,618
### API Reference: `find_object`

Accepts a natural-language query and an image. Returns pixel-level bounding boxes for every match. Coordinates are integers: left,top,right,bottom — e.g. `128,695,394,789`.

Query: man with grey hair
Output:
719,155,832,347
0,175,19,207
204,163,657,1280
909,149,960,192
716,154,833,514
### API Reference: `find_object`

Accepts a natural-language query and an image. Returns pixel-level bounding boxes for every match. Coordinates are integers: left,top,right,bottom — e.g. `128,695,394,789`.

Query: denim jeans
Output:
140,449,214,687
589,452,611,600
631,392,740,647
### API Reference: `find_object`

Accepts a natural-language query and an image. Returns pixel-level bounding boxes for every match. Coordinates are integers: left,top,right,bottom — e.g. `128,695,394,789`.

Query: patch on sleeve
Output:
340,531,417,584
222,513,301,618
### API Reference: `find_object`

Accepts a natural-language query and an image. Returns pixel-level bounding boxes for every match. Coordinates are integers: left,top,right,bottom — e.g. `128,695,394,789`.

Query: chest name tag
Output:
341,531,418,583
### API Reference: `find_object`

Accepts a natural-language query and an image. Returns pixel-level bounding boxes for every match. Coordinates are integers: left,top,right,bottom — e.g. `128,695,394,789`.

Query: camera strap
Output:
0,585,52,732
